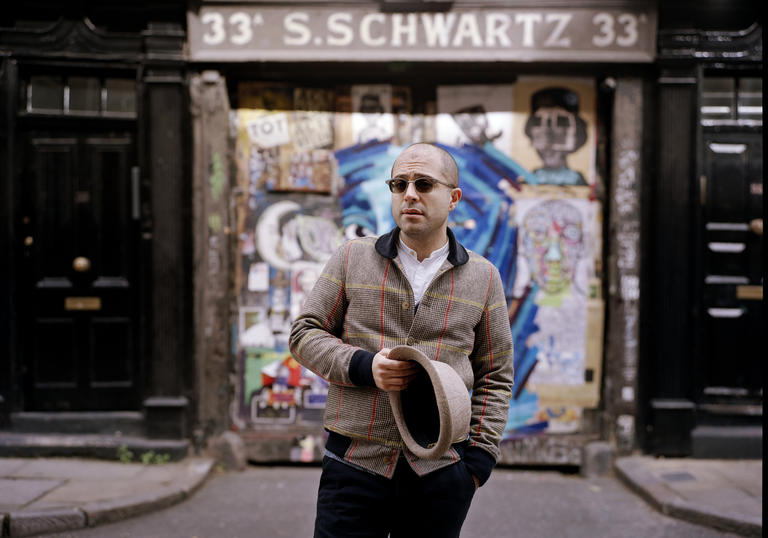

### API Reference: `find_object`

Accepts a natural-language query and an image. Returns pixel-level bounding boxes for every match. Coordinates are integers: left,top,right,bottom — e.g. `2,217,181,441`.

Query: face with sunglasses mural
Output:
388,144,463,261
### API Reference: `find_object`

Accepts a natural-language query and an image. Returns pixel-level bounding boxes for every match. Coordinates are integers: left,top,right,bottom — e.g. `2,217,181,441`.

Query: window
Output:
22,75,136,118
28,76,64,112
701,76,762,126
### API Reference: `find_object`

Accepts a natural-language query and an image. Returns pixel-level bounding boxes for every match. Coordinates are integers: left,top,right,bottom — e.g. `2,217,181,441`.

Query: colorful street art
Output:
512,77,597,187
233,80,604,449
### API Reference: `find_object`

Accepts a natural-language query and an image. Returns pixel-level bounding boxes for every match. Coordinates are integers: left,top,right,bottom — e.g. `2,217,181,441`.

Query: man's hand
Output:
372,348,420,391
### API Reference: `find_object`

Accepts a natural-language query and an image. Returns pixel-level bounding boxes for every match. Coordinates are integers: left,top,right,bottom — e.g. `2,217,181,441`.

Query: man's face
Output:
528,106,578,168
390,146,461,247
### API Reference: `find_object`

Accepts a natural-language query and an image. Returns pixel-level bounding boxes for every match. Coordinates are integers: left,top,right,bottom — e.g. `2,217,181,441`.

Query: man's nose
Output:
403,181,419,200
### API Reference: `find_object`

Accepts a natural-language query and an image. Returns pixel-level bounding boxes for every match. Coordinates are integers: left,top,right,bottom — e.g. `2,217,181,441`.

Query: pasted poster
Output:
511,195,598,383
233,78,604,450
235,103,337,193
234,191,343,430
351,84,395,144
436,85,515,154
512,77,596,186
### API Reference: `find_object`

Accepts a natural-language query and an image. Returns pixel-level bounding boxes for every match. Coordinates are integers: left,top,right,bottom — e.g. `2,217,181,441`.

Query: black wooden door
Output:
19,132,141,411
698,132,762,400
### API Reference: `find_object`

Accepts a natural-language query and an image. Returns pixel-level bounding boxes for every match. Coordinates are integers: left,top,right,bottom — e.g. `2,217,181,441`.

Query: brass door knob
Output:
73,257,91,272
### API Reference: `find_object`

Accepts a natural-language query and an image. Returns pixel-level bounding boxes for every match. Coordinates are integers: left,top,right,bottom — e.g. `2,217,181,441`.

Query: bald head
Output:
392,143,459,187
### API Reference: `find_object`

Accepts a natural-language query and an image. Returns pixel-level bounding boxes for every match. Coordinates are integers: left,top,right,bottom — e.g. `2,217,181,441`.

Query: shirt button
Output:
402,301,409,310
407,337,416,346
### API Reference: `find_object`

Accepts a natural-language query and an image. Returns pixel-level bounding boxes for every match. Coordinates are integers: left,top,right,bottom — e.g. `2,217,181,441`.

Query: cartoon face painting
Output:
527,107,579,162
521,199,583,295
524,87,588,186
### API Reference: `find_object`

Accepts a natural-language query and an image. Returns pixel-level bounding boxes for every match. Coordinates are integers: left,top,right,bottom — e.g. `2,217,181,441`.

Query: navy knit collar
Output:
375,227,469,267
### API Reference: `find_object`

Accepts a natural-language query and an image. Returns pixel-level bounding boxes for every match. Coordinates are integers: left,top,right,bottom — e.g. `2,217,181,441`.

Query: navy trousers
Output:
314,455,476,538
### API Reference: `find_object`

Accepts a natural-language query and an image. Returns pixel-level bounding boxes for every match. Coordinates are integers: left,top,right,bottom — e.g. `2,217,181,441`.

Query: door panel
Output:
88,138,133,281
21,132,140,411
700,133,762,398
33,139,78,283
34,318,77,386
89,317,133,387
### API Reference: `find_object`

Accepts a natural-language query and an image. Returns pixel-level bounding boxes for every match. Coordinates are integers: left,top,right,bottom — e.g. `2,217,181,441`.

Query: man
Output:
290,143,514,537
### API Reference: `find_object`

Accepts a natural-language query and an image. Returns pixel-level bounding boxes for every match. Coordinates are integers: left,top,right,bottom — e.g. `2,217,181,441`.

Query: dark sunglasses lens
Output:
414,179,435,192
388,178,437,193
390,180,407,193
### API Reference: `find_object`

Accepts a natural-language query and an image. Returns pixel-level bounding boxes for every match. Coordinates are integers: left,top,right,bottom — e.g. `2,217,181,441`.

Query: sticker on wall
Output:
235,108,338,193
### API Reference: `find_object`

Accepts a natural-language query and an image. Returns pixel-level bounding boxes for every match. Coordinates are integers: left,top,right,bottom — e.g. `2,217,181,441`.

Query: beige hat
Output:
388,345,471,460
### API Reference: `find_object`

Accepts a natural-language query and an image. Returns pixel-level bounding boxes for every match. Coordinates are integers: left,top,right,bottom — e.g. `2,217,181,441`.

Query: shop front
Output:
187,0,656,465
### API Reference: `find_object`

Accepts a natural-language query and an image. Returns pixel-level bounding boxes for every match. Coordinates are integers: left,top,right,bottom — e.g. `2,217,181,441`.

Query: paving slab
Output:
9,458,144,480
0,478,63,511
0,458,28,475
30,478,166,508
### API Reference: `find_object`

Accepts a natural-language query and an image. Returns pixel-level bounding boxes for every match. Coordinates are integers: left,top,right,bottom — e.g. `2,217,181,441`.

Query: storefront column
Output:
604,77,643,454
141,23,192,439
190,71,233,441
645,71,698,455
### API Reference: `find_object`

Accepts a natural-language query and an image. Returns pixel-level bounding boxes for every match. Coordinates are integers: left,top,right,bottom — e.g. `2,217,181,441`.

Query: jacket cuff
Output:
463,446,496,487
349,349,376,386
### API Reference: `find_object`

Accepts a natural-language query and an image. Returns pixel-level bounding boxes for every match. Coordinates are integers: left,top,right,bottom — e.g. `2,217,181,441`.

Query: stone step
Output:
9,411,146,436
690,425,762,459
0,432,190,461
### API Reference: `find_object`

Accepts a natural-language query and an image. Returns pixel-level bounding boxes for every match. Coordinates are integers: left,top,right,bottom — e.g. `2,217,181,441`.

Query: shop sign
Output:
188,5,657,62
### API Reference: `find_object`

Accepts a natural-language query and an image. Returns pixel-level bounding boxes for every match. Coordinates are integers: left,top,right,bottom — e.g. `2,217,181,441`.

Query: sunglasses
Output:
385,177,456,194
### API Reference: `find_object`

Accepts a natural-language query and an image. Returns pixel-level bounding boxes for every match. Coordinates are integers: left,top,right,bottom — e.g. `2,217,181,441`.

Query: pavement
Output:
0,457,214,537
0,455,761,537
614,456,762,537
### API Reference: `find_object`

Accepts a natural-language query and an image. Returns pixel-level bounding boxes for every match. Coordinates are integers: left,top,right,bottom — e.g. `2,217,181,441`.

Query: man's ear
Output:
449,188,462,210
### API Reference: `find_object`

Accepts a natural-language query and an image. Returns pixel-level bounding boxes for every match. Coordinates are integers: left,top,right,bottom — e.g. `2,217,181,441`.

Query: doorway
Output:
18,129,142,411
696,130,763,406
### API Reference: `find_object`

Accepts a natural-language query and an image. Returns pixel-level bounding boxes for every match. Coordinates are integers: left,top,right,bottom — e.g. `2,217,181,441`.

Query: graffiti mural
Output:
233,79,604,451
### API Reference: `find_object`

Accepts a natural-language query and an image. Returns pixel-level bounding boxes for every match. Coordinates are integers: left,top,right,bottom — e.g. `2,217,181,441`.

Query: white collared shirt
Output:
397,237,450,305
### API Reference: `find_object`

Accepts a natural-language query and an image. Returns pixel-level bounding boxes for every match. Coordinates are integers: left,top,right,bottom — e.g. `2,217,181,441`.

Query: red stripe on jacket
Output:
379,259,391,350
434,269,454,362
473,264,495,446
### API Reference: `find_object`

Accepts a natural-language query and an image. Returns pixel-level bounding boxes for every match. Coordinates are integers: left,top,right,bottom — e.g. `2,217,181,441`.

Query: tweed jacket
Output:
289,227,514,484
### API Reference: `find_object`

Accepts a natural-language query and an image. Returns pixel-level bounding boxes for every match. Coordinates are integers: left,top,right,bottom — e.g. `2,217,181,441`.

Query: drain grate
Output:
660,471,696,482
